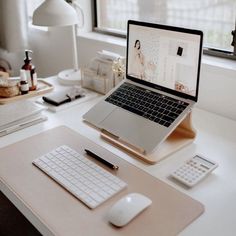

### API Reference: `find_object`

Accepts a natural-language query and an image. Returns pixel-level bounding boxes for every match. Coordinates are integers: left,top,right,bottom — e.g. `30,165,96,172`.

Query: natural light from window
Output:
96,0,236,52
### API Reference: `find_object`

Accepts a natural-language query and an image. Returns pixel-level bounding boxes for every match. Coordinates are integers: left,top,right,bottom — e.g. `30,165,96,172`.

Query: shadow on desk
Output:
0,191,41,236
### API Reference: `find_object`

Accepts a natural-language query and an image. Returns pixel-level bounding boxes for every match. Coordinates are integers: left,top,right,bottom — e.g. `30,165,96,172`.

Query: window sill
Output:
78,31,126,47
202,55,236,72
28,22,48,32
78,31,236,73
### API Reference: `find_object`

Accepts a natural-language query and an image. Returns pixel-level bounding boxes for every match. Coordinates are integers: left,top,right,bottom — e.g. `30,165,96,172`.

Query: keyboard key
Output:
162,115,175,123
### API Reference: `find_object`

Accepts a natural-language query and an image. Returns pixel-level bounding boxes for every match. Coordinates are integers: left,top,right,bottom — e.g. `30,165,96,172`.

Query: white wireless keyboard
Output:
33,145,127,209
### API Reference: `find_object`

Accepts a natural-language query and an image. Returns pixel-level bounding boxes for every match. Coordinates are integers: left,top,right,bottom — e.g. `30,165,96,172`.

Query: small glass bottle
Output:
20,69,29,95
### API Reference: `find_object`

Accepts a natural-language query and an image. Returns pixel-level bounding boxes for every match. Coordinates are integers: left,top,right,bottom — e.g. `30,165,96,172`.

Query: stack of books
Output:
0,100,47,137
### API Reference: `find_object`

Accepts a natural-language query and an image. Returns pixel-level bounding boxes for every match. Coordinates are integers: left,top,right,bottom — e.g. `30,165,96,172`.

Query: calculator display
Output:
193,155,215,168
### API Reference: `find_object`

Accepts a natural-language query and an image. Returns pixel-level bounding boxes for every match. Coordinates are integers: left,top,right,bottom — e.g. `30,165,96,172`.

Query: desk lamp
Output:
32,0,82,85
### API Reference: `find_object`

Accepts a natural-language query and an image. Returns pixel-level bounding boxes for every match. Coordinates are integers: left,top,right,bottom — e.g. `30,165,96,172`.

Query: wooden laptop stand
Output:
101,112,196,164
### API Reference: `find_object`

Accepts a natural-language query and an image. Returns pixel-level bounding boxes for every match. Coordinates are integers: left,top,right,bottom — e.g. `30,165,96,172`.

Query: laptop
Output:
83,20,203,154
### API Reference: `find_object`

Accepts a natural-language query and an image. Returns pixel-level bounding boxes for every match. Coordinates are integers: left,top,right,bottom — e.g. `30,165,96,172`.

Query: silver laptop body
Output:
83,20,203,154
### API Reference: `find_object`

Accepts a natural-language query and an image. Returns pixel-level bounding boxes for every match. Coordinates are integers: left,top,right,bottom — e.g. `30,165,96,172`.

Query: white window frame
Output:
93,0,236,60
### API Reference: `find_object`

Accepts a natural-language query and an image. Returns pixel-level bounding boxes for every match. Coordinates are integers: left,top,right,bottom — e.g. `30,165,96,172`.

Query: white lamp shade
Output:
32,0,78,27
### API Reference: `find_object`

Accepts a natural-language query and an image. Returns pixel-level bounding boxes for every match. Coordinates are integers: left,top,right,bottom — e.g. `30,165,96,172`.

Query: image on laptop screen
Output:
127,22,202,98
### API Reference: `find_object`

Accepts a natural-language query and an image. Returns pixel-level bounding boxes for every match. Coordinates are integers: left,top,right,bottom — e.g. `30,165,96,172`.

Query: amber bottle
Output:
21,50,37,91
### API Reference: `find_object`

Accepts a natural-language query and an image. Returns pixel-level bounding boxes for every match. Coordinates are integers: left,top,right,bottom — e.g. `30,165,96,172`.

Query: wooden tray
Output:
0,79,53,105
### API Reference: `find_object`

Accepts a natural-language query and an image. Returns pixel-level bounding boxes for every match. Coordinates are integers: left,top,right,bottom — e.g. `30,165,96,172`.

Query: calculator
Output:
170,154,218,187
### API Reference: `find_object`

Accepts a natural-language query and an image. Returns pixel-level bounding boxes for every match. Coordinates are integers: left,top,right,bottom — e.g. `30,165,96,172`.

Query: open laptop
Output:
83,20,203,154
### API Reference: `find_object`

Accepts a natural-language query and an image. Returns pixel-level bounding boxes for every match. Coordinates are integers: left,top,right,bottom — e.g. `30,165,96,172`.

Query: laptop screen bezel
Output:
126,20,203,102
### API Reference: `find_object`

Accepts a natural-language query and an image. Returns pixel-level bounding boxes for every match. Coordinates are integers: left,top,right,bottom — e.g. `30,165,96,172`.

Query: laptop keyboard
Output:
105,83,189,127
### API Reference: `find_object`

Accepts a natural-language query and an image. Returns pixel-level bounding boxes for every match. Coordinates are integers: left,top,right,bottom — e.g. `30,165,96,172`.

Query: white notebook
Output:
0,100,46,136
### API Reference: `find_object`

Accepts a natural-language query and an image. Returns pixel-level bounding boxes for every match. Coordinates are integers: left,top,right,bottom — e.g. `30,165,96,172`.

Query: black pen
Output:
85,149,119,170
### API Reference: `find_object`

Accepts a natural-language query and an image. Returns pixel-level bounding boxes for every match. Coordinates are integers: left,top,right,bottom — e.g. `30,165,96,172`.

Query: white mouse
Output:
107,193,152,227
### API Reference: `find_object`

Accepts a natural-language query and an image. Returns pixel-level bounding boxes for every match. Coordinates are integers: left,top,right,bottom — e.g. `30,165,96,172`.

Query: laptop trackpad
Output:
99,108,166,153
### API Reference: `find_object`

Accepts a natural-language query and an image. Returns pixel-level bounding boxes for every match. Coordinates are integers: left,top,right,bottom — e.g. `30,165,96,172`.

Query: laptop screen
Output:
127,20,203,102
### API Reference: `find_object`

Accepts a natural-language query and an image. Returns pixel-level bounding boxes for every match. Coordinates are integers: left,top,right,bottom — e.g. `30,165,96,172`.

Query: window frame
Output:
92,0,236,60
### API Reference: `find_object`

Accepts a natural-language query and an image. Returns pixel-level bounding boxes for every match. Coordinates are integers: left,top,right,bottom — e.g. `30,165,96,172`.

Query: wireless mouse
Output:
107,193,152,227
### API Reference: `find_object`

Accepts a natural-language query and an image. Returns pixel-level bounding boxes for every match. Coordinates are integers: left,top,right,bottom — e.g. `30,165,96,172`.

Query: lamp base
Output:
57,69,81,85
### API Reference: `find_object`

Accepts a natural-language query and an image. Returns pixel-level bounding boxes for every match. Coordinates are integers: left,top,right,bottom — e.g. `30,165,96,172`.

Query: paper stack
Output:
0,100,47,136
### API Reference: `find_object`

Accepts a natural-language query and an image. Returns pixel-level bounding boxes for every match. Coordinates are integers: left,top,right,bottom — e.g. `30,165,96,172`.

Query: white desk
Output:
0,77,236,236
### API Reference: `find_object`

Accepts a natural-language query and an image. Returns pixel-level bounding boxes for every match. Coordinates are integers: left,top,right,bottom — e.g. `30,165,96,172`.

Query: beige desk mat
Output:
0,126,204,236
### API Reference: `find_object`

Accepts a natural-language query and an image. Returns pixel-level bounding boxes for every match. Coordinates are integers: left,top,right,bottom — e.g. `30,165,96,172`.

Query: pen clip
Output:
112,165,119,170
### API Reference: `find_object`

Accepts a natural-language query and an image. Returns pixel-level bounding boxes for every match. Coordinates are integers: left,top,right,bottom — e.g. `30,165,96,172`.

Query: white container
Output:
81,68,114,94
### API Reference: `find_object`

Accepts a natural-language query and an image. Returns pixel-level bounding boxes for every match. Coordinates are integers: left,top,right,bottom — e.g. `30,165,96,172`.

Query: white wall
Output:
0,26,74,77
29,0,92,77
29,26,74,77
198,62,236,119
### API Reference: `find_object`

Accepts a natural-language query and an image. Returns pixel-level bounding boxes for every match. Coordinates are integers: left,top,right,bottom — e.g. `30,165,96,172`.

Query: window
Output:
95,0,236,58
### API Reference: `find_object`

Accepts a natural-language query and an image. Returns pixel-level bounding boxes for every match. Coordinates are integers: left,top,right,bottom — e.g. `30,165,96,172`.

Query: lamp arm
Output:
71,1,84,71
72,24,79,71
72,0,84,28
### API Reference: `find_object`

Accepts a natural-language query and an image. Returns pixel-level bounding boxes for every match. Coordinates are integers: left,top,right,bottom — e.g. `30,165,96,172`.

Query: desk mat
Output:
0,126,204,236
